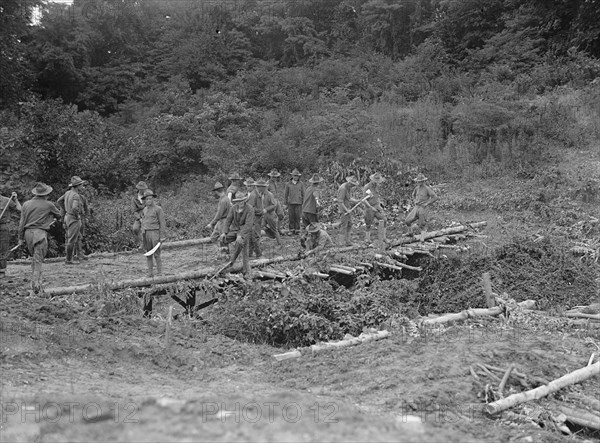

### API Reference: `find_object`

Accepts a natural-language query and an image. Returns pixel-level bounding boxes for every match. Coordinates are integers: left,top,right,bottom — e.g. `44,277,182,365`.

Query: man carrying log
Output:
337,175,361,246
132,181,148,251
0,190,22,279
57,176,87,265
284,169,304,235
17,183,61,292
267,169,285,235
219,191,254,276
404,173,438,237
205,182,231,254
140,189,166,278
363,172,387,244
302,222,333,256
227,172,243,202
247,178,268,257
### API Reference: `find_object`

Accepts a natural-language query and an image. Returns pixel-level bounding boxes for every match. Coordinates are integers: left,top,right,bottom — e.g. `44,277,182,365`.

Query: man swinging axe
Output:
0,190,22,279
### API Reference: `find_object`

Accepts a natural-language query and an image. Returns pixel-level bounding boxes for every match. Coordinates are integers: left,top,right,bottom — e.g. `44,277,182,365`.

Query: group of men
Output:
0,169,437,288
206,169,438,275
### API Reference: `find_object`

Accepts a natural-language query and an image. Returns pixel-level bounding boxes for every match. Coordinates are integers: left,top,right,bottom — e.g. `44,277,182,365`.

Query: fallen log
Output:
331,264,358,273
310,330,390,354
565,313,600,321
570,393,600,412
386,261,422,272
329,266,354,275
387,221,487,249
422,300,536,326
556,405,600,431
485,362,600,415
273,350,302,361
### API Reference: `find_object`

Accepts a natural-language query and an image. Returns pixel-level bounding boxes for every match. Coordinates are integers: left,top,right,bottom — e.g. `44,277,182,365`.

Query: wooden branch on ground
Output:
329,266,354,275
387,222,487,249
310,330,390,354
565,313,600,321
485,362,600,415
556,405,600,431
273,350,302,361
422,300,536,326
498,364,515,395
569,393,600,412
375,262,404,273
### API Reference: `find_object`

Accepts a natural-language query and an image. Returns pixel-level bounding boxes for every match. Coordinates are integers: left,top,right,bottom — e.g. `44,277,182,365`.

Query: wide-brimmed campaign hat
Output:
244,177,255,186
68,176,87,187
232,191,249,202
267,169,281,177
369,172,385,183
308,174,323,184
254,178,268,187
306,222,321,233
31,182,53,196
212,182,224,191
345,175,359,186
228,172,242,180
290,169,301,176
136,181,148,190
414,173,428,182
141,189,157,199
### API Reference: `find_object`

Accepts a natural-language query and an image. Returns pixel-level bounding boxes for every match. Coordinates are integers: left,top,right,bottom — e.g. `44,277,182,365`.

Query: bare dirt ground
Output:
2,148,599,442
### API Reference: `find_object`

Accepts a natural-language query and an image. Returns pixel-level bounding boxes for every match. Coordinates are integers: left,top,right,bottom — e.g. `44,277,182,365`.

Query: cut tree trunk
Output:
485,362,600,415
565,313,600,321
387,222,487,249
556,405,600,431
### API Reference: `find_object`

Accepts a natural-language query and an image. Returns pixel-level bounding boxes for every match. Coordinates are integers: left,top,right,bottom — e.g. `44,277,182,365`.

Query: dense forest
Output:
1,0,599,196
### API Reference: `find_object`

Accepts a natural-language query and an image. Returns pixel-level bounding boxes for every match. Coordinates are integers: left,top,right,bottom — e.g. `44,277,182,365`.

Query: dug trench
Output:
1,231,599,442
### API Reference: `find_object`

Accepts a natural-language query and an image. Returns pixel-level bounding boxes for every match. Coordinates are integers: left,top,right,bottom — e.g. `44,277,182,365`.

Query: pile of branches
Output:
416,236,599,315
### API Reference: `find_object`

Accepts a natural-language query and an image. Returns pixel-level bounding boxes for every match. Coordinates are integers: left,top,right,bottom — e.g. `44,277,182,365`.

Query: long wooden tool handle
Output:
0,194,15,221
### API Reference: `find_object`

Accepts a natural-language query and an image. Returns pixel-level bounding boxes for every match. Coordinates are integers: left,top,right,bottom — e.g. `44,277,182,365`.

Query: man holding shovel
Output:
337,175,361,246
0,190,22,279
140,189,166,278
219,191,254,276
404,173,438,240
18,183,61,292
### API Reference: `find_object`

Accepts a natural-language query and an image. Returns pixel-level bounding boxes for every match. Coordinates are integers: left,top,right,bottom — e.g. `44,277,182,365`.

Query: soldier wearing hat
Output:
284,169,304,235
363,172,387,244
267,170,285,235
17,183,61,292
337,175,361,246
132,181,148,250
300,173,322,247
219,191,254,275
0,190,22,279
206,182,232,251
247,178,269,257
244,177,256,195
140,189,166,277
57,176,87,265
303,222,333,256
227,172,243,202
404,173,438,235
259,179,282,246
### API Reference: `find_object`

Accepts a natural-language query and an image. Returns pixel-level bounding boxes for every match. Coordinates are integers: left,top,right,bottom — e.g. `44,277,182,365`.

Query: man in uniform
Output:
303,222,333,256
363,172,387,244
267,169,285,235
247,178,267,257
404,173,438,238
337,175,360,246
260,179,282,246
227,172,243,202
301,173,322,248
205,182,231,254
132,181,148,250
219,191,254,276
0,190,22,279
140,189,166,277
18,183,61,292
284,169,304,235
57,176,87,265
